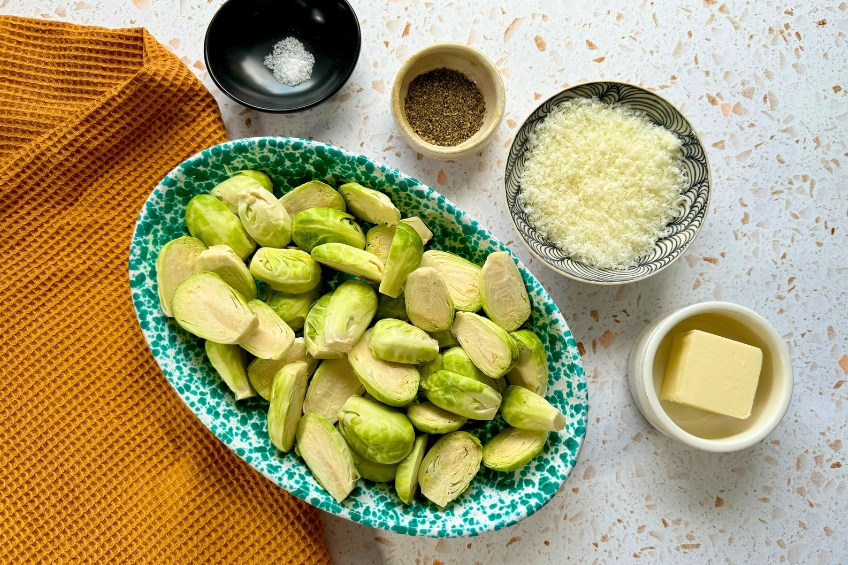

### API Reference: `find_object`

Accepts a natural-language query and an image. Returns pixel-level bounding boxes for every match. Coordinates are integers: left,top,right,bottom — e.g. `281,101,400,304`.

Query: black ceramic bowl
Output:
205,0,361,113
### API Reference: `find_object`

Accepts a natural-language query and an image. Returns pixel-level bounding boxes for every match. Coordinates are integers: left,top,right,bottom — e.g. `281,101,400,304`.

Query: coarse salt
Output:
263,37,315,87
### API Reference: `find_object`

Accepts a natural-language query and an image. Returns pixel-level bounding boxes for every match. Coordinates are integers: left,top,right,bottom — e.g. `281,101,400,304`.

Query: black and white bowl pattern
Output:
504,82,711,285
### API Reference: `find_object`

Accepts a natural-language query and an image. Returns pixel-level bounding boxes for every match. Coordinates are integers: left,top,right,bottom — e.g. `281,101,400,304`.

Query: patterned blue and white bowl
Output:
129,137,588,537
505,82,711,285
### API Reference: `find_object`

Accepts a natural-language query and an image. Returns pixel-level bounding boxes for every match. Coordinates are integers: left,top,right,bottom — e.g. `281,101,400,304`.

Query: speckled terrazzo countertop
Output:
6,0,845,562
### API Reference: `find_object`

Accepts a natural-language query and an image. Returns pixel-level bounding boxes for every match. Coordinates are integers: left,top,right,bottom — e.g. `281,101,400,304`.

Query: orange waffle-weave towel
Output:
0,16,332,564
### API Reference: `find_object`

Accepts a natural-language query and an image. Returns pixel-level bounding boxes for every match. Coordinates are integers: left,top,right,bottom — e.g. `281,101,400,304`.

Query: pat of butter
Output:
660,330,763,419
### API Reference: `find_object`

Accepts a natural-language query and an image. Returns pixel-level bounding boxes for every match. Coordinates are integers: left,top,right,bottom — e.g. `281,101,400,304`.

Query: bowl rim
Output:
635,301,793,452
391,42,505,159
203,0,362,114
503,80,713,285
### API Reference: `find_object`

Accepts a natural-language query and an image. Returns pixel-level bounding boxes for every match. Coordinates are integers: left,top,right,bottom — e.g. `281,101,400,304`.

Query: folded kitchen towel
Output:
0,16,331,564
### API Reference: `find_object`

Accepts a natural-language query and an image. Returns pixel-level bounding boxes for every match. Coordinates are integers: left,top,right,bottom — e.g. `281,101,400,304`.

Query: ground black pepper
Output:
404,68,486,147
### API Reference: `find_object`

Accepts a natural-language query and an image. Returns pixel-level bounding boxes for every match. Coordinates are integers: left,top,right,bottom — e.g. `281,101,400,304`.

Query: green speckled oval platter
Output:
129,137,587,538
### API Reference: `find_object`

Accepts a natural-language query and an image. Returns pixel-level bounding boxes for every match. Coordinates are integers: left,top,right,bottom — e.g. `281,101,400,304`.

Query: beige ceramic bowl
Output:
628,301,793,452
391,43,505,160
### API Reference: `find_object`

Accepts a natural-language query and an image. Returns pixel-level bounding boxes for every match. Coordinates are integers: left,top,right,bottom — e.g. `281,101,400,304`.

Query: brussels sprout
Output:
395,434,429,504
172,273,258,344
479,252,531,332
296,413,359,503
374,293,408,322
303,357,365,423
506,330,549,396
237,186,292,248
406,402,467,434
428,330,459,350
338,396,415,464
156,236,207,317
236,169,273,191
291,207,366,252
205,341,255,400
323,280,377,354
280,180,346,218
482,427,548,472
451,312,518,378
240,300,295,360
417,354,442,380
250,247,322,293
311,243,384,284
267,361,309,452
351,451,398,483
404,267,455,332
348,329,420,407
185,194,256,260
248,337,317,400
419,250,481,312
500,386,565,432
195,244,257,301
399,217,432,245
379,223,423,298
365,225,396,263
210,174,267,214
442,347,500,390
338,182,400,225
418,431,482,507
420,370,502,420
264,286,321,332
303,293,343,360
370,319,439,364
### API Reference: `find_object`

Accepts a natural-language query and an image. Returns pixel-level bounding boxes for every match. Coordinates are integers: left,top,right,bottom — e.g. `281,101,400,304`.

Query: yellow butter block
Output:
660,330,763,419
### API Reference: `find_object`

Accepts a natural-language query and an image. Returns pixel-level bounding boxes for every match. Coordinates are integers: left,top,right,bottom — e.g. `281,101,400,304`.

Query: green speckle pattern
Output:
128,137,587,538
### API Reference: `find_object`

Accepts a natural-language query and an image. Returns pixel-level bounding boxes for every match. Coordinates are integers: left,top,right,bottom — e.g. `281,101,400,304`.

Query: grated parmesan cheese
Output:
519,98,686,270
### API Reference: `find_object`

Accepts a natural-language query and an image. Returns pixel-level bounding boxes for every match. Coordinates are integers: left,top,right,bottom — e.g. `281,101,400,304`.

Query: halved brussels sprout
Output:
418,431,482,507
451,312,518,378
195,244,257,301
379,223,423,298
264,286,321,332
236,169,273,191
303,357,365,423
237,186,292,248
365,225,396,263
348,329,419,407
482,427,548,472
247,337,317,400
500,386,565,432
250,247,322,293
323,280,378,354
338,396,415,464
156,236,207,317
172,273,258,344
296,413,359,503
280,180,346,218
419,250,481,312
351,451,398,483
267,361,309,452
479,251,531,332
442,347,500,390
205,341,255,400
374,293,408,322
210,174,267,214
303,293,343,359
406,402,467,434
404,267,455,332
399,217,432,245
185,194,256,260
338,182,400,225
311,243,384,284
428,330,459,350
240,300,295,360
417,354,442,380
506,330,549,396
395,434,428,504
291,207,366,252
370,319,439,364
420,370,502,420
